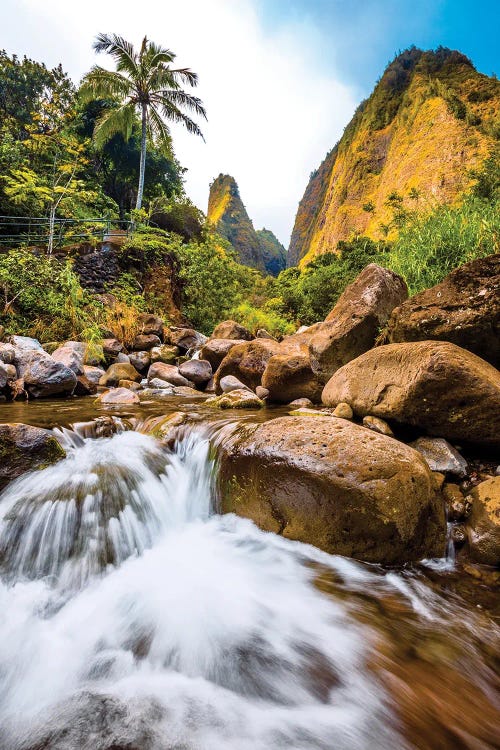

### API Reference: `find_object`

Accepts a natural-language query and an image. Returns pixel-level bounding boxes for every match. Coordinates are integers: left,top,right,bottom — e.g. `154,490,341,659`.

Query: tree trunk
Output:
135,104,147,211
48,203,56,255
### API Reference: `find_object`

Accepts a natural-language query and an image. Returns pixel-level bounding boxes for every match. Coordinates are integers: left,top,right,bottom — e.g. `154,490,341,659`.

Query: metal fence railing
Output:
0,216,134,249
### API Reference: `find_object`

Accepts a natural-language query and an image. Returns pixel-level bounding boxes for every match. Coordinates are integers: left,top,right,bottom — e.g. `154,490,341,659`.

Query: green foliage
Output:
175,232,261,334
229,302,294,337
383,197,500,293
79,33,206,211
0,248,101,341
271,237,385,326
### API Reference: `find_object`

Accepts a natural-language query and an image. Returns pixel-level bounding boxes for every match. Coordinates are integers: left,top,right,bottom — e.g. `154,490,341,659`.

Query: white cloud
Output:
1,0,358,245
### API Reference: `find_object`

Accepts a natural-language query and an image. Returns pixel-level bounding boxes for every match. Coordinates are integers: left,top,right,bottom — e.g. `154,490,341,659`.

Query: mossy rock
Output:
0,423,66,492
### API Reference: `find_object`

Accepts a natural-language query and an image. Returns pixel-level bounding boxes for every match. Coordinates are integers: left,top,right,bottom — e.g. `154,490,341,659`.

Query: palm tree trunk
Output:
135,104,147,211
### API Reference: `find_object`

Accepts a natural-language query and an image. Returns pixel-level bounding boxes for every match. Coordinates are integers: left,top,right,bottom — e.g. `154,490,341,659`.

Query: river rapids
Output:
0,425,498,750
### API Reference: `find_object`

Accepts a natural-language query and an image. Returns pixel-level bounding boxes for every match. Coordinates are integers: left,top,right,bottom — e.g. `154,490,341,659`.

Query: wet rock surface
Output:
0,422,65,491
322,341,500,447
217,415,445,563
387,253,500,366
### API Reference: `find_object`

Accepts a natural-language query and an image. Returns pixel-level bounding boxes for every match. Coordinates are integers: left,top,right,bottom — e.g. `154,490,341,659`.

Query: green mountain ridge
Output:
207,174,286,276
288,46,500,267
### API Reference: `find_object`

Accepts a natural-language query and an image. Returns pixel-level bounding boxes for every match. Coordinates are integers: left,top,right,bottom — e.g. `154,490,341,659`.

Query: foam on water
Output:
0,428,495,749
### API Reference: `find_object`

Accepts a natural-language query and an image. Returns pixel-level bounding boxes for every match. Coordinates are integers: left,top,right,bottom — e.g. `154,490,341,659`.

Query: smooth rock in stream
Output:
51,341,87,375
217,415,445,563
465,477,500,566
98,388,140,405
147,363,192,387
14,349,77,398
128,350,151,372
215,339,282,393
178,359,212,386
262,348,323,404
322,341,500,448
207,388,264,409
99,363,141,387
219,375,249,393
0,423,66,491
410,437,468,478
82,365,106,385
200,338,245,370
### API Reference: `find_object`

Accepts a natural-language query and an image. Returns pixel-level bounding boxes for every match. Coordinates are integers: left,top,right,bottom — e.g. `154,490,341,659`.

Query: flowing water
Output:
0,411,498,750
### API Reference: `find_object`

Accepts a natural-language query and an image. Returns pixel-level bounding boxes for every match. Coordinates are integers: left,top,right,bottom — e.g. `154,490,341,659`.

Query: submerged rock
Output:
217,415,444,563
0,423,65,491
322,341,500,447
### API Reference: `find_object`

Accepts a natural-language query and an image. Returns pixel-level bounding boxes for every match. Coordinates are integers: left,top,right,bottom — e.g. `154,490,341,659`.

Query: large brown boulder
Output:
465,477,500,566
262,348,323,403
214,339,281,393
309,264,408,383
99,362,142,387
0,423,65,491
14,349,77,398
322,341,500,447
200,338,246,370
387,254,500,366
217,415,445,563
211,320,253,340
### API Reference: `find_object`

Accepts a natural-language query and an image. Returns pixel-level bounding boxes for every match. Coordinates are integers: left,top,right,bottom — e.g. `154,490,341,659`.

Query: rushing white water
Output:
0,427,496,750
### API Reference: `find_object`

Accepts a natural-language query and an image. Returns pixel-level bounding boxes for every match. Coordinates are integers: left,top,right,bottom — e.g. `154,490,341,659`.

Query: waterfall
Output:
0,427,497,750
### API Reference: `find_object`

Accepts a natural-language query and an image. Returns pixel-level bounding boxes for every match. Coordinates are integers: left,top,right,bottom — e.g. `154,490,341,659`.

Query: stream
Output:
0,397,498,750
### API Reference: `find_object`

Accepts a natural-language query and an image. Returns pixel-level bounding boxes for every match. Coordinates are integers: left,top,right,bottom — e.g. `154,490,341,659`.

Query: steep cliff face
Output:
288,48,500,267
207,174,265,271
256,229,286,276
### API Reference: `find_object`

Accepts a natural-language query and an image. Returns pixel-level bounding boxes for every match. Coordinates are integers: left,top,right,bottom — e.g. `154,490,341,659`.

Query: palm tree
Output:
80,33,206,210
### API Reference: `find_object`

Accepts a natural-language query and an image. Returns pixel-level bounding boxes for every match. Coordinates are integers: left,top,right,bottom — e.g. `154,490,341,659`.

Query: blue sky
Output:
261,0,499,92
2,0,498,244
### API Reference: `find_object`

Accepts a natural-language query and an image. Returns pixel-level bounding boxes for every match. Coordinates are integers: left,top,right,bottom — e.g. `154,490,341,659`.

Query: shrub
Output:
383,197,499,293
